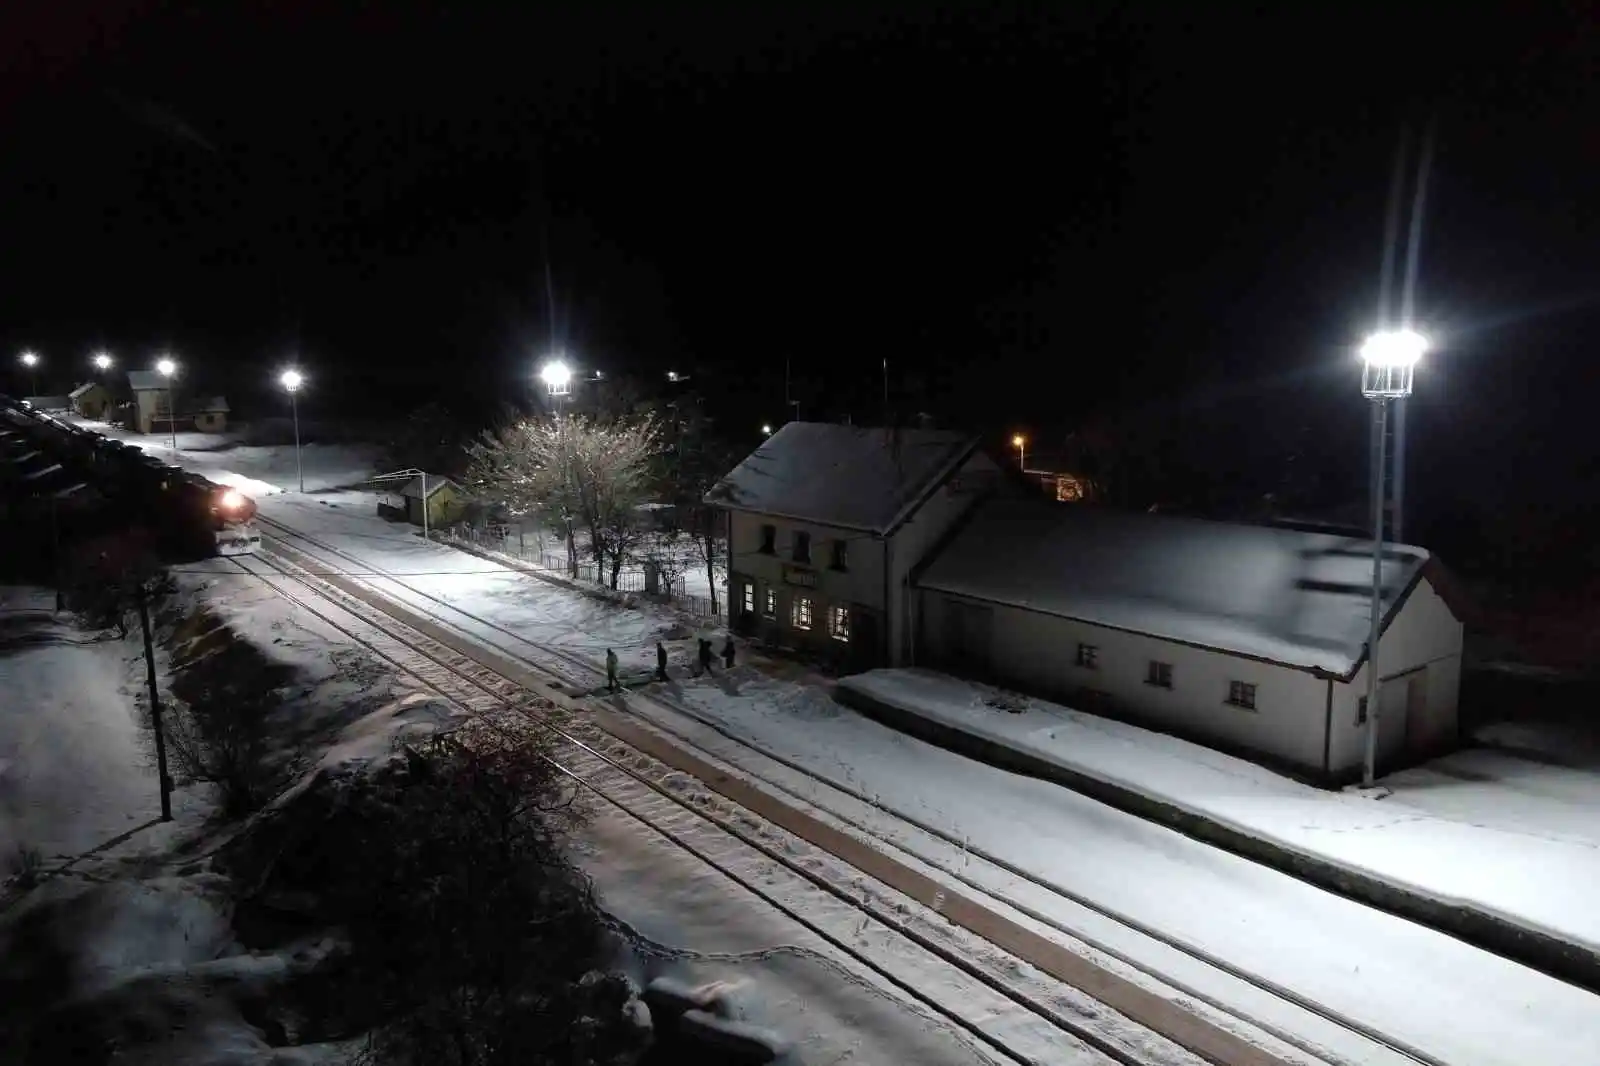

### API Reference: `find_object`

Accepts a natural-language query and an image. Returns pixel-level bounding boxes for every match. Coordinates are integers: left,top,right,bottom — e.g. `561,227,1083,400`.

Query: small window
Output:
1146,661,1173,689
759,524,776,554
1227,680,1257,710
742,582,755,615
830,538,849,571
791,594,813,630
829,605,851,642
1356,696,1368,725
763,586,777,618
1075,643,1098,669
793,530,811,563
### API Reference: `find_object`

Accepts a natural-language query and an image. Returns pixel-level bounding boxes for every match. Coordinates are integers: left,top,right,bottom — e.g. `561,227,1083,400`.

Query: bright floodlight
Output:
93,351,113,370
761,423,773,435
1359,329,1425,399
540,360,572,388
156,357,177,377
20,350,39,367
1360,329,1427,368
280,368,304,392
1011,433,1025,448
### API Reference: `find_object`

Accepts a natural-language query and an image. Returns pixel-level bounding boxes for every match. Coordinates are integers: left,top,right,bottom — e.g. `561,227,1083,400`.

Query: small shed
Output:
69,381,113,420
192,396,229,433
396,474,468,528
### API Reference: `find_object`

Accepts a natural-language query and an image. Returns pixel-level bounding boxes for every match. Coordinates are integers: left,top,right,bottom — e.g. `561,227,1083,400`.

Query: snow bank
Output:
839,668,1600,976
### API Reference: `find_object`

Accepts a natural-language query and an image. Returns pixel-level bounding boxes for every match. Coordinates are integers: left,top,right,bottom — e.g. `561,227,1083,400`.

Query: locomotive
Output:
0,395,260,557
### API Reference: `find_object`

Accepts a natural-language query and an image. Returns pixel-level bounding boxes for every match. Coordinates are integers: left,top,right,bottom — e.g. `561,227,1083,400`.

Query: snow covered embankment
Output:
837,668,1600,992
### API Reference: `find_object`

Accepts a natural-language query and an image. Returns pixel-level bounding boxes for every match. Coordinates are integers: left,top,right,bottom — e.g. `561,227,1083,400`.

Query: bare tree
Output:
466,412,661,589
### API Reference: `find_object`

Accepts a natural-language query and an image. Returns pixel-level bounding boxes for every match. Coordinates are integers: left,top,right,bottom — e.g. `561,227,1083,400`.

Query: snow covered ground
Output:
66,417,377,497
840,668,1600,954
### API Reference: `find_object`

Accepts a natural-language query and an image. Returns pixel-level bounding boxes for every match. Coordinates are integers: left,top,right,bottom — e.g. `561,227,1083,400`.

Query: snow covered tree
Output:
466,412,661,588
659,403,740,615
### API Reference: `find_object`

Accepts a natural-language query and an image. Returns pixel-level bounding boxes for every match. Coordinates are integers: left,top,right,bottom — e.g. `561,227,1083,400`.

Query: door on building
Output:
851,609,880,667
942,599,993,677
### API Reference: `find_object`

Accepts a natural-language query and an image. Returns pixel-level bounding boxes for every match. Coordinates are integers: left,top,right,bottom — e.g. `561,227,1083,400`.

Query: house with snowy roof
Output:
708,422,1002,666
911,496,1465,779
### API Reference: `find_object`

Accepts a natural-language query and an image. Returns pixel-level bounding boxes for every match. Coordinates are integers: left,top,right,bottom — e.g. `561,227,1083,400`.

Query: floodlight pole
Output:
1362,399,1388,789
137,583,174,822
291,389,303,493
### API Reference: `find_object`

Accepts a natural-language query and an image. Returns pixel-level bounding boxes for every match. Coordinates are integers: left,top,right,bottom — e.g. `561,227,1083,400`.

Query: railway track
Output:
248,515,1441,1066
229,542,1205,1066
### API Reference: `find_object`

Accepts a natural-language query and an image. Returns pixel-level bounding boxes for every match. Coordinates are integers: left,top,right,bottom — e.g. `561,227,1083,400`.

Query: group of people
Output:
605,634,735,692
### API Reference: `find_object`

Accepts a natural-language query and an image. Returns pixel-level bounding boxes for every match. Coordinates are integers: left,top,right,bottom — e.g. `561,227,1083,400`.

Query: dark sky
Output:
2,2,1598,540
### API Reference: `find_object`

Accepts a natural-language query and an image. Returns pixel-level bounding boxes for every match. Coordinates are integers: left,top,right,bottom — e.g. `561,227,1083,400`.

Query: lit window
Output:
763,586,777,618
829,605,850,642
759,524,776,554
742,583,755,614
1075,643,1098,669
1227,680,1257,710
791,594,813,630
1146,661,1173,689
793,530,811,563
831,539,848,571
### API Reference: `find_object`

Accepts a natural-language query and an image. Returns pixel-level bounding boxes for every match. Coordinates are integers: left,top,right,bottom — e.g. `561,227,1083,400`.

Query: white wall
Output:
727,510,886,611
1326,576,1464,775
885,450,1000,664
920,590,1332,772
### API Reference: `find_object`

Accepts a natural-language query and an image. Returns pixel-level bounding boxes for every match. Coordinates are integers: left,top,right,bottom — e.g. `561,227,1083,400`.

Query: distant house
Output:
68,382,113,420
707,422,1002,666
22,396,71,414
911,497,1465,780
126,371,172,434
192,396,229,433
385,474,468,529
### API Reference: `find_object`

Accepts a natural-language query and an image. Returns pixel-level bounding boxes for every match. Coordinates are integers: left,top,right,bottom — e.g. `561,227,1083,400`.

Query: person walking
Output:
655,641,669,682
695,637,714,677
605,647,619,693
721,634,736,670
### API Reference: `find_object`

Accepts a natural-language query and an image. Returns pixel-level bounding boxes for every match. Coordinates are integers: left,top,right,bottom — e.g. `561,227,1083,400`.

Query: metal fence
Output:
447,524,724,619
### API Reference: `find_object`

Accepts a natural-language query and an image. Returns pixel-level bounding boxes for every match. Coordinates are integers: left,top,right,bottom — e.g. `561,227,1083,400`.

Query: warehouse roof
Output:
68,382,107,399
916,498,1442,676
707,421,979,534
126,370,168,391
399,474,460,500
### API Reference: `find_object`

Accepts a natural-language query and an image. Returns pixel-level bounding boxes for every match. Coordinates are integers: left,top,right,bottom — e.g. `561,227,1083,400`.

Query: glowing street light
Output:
280,368,305,493
761,423,773,436
19,350,40,395
539,358,573,397
92,351,114,372
1357,328,1427,789
667,370,690,383
1011,433,1027,471
156,356,179,451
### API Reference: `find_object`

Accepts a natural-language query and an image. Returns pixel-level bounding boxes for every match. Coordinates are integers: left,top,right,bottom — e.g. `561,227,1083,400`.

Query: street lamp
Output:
156,356,179,451
667,370,690,383
1011,433,1027,471
92,351,113,372
540,358,573,398
19,350,40,396
761,423,773,436
280,368,305,493
1357,328,1426,789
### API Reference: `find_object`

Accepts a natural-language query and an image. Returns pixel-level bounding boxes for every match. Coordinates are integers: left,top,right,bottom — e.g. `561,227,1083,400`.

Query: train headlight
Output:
219,489,246,511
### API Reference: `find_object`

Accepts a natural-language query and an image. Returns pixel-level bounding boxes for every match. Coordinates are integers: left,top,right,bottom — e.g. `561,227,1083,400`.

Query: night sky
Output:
3,3,1598,554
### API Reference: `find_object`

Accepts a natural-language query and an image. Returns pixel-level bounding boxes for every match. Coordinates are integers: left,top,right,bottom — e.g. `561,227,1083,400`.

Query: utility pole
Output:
136,583,174,822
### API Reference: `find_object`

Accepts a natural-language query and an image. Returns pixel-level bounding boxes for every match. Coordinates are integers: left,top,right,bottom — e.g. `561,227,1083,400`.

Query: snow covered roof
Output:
191,396,229,413
68,381,107,399
126,370,168,391
400,475,461,499
23,396,70,411
707,422,979,534
916,498,1439,676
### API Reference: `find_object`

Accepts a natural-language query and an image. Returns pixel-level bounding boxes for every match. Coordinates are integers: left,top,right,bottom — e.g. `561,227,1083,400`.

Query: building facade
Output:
711,422,1000,667
913,498,1464,780
68,382,112,420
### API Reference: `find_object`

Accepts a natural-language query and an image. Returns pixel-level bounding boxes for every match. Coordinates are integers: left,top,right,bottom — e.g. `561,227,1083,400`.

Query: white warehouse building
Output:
912,498,1465,780
710,422,1001,667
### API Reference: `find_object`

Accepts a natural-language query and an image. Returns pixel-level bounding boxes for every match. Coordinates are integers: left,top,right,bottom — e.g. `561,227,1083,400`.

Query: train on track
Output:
0,393,260,556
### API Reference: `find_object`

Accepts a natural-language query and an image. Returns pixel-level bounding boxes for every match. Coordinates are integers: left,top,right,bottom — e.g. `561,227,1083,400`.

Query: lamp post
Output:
156,357,178,451
1358,328,1425,788
280,368,305,493
20,350,40,396
761,423,773,436
1012,433,1027,471
540,358,576,573
93,351,113,373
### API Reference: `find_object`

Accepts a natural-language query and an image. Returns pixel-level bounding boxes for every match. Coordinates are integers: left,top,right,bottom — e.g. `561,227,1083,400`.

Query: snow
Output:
65,417,377,496
709,421,977,533
917,497,1433,674
644,667,1600,1066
